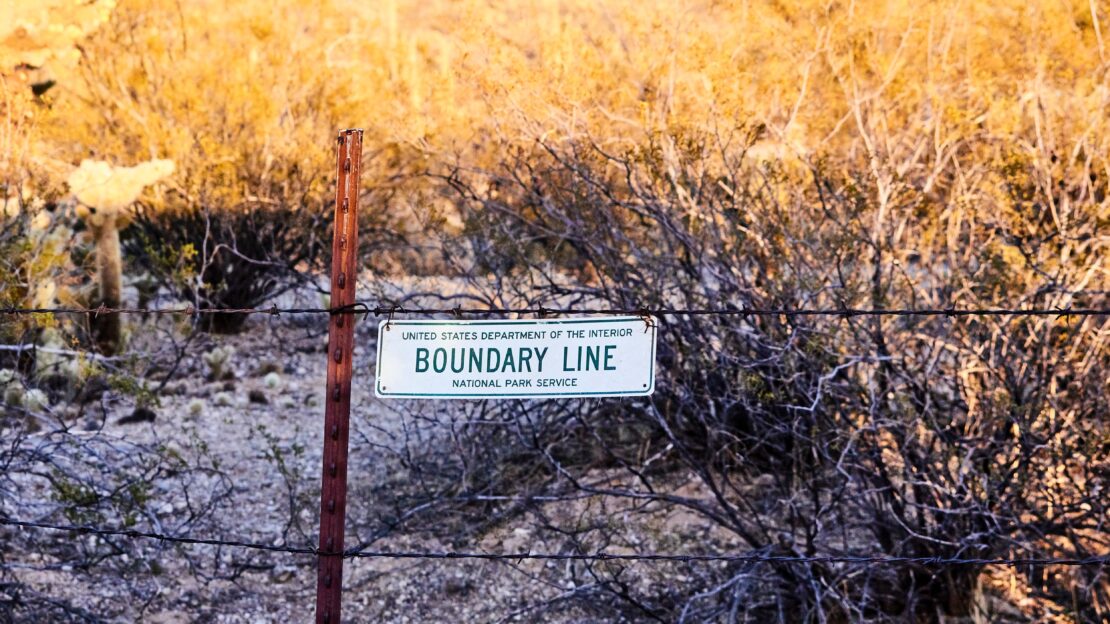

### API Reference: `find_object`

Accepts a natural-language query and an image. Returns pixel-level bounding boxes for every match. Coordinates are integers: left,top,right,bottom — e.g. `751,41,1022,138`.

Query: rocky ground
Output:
1,283,1062,623
3,284,732,623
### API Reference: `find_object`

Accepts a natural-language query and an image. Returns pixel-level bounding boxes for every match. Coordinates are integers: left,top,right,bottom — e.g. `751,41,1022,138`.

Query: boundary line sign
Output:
374,317,657,399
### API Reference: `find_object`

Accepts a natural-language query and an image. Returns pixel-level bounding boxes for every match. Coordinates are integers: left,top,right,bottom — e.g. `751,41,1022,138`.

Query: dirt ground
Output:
4,285,728,623
2,283,1061,623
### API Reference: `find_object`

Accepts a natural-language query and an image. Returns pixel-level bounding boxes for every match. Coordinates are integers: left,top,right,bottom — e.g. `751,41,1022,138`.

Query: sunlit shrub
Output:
0,179,74,370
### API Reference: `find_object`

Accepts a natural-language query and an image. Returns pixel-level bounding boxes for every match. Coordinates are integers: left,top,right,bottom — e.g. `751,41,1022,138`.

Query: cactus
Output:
24,389,49,412
187,398,205,417
66,159,175,354
3,386,24,408
263,372,282,390
202,346,235,381
1,369,21,408
1,377,49,413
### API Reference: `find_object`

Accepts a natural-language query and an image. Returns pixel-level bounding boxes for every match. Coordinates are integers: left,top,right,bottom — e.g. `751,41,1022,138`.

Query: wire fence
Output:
4,304,1110,318
3,296,1109,620
3,519,1106,567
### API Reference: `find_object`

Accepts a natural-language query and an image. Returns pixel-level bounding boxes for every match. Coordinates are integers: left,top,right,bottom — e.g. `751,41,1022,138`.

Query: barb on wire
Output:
3,518,1107,568
2,305,1109,318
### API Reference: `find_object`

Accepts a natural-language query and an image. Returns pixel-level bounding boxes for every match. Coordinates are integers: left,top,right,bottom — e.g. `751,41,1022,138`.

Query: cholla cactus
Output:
66,158,175,354
187,398,205,417
0,370,21,407
0,369,48,412
23,389,49,412
202,346,235,380
32,327,66,378
263,372,282,390
3,386,24,408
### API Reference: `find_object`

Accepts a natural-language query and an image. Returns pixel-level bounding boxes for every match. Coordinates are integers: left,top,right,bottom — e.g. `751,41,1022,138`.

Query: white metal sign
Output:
374,316,657,399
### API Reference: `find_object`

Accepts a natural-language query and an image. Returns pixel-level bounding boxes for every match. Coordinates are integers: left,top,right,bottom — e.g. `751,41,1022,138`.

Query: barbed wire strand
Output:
3,518,1107,567
2,304,1109,318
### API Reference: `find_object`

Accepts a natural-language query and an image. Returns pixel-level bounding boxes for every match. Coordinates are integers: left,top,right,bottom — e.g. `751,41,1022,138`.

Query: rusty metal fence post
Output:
315,128,362,624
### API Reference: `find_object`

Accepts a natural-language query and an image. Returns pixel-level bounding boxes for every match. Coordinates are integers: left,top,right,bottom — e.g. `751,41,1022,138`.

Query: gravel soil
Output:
3,289,726,623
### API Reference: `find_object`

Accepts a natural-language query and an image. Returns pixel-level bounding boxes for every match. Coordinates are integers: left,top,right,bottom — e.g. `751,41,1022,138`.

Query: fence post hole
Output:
315,128,362,624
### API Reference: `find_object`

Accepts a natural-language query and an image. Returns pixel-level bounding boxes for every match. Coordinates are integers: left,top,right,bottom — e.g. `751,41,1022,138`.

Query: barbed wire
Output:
4,299,1109,614
1,518,316,555
2,303,1109,319
3,518,1107,567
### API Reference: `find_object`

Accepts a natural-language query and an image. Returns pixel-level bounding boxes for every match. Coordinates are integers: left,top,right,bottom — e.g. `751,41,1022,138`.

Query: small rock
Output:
117,406,156,425
76,375,110,403
269,566,295,584
147,611,190,624
444,578,471,595
254,360,282,376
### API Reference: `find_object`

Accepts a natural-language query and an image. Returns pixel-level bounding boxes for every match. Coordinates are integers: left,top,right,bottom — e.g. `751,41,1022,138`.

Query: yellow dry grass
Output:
3,1,1107,204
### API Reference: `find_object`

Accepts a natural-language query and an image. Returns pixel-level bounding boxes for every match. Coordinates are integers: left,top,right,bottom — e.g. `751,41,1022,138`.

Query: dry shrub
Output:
406,117,1108,620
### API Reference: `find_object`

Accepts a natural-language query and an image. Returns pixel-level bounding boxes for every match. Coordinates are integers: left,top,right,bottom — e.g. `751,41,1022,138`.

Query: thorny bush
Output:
376,128,1109,622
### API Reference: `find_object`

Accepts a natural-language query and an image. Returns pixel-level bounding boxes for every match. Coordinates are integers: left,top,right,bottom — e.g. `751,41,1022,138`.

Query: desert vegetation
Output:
2,0,1108,622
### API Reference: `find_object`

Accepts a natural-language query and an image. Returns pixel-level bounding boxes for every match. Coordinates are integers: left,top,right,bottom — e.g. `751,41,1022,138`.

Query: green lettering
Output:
604,344,616,370
486,348,502,372
586,345,600,370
